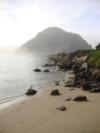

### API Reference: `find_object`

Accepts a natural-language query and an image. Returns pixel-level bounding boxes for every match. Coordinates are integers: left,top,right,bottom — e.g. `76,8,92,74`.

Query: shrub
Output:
96,43,100,50
88,50,100,68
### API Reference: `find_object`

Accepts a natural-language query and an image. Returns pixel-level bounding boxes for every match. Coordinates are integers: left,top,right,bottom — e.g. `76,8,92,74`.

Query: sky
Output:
0,0,100,52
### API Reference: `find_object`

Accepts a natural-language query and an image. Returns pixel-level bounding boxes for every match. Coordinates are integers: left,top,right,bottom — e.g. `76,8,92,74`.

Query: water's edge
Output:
0,71,68,110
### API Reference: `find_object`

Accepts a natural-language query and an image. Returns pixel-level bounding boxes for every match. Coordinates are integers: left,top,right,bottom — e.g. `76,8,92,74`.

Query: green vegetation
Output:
48,49,100,69
96,43,100,50
88,50,100,68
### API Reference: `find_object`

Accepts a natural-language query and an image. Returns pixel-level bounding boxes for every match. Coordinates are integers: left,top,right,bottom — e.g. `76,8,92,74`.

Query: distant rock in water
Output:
33,68,41,72
18,27,92,55
25,89,37,96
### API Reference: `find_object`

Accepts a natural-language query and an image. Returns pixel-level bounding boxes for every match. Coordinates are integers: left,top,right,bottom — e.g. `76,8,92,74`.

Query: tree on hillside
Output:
96,43,100,50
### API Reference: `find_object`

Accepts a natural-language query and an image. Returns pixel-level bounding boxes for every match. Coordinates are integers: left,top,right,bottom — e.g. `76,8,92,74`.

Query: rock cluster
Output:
33,68,50,72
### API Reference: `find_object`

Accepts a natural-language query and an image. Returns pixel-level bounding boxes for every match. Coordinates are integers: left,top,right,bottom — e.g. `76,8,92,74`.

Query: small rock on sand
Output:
65,97,72,101
56,106,67,111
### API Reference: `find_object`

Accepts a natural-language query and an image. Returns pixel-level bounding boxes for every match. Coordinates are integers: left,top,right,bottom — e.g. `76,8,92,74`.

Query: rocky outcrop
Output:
90,88,100,93
91,69,100,81
82,82,92,91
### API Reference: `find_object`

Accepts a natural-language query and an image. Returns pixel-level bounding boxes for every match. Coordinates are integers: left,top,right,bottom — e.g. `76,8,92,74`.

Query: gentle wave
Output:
0,54,64,104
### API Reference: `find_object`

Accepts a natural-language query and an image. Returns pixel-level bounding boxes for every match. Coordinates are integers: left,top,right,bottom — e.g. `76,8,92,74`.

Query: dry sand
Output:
0,77,100,133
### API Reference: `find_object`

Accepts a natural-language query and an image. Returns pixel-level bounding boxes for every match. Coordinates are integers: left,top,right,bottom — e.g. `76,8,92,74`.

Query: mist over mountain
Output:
18,27,92,55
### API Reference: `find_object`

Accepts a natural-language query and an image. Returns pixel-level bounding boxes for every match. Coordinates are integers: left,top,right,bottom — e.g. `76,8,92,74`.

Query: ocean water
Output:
0,54,64,104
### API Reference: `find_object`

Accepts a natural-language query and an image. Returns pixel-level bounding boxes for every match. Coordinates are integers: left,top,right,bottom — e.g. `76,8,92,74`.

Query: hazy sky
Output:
0,0,100,51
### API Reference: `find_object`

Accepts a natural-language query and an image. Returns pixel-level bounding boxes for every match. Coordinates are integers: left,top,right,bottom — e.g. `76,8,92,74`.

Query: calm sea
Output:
0,54,64,104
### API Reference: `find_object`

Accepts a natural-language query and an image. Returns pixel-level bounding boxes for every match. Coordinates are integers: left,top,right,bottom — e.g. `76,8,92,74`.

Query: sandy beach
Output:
0,72,100,133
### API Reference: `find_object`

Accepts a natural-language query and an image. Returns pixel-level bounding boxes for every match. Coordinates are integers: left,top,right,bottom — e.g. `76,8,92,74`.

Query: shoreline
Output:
0,71,100,133
0,71,67,109
0,84,48,110
0,96,29,110
0,80,60,110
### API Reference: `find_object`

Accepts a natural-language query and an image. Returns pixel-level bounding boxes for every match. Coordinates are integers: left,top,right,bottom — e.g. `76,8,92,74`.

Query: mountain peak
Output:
18,27,92,55
40,27,65,32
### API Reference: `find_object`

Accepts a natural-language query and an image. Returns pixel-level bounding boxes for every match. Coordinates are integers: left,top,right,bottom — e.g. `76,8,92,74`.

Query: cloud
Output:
0,0,100,50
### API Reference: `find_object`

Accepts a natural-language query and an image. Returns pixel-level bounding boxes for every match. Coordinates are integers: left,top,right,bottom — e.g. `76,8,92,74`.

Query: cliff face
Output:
18,27,92,55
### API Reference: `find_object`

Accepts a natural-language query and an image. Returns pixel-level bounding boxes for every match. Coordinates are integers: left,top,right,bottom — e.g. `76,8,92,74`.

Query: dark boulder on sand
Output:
73,95,88,102
26,89,37,96
50,89,60,96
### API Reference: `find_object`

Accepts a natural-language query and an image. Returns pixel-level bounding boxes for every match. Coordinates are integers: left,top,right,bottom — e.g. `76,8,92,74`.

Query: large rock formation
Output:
18,27,92,55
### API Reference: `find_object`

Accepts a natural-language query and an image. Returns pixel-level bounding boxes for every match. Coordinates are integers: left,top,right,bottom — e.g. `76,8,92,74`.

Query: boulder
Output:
44,69,50,72
50,89,60,96
79,71,88,80
68,71,74,74
81,82,92,91
64,80,75,87
72,64,80,74
90,88,100,93
26,89,37,96
56,106,66,111
33,68,41,72
91,69,100,81
73,95,88,102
